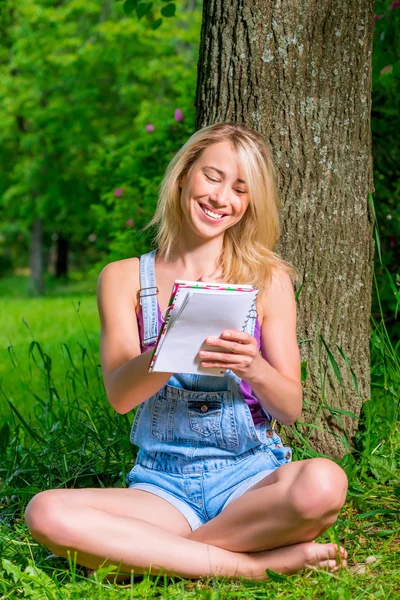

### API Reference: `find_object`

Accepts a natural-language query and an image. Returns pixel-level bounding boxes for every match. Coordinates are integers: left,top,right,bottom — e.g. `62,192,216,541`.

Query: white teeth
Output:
202,205,223,219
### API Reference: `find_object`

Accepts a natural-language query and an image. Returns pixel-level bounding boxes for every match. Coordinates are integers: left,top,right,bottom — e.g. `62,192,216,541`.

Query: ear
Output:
178,173,186,189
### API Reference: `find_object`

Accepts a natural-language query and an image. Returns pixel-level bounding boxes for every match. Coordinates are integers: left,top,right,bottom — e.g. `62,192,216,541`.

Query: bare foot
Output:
250,542,347,579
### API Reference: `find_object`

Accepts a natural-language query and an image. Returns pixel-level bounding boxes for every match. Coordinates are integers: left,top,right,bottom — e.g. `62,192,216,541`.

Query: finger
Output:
203,338,256,354
199,351,242,363
203,338,234,351
220,330,254,344
200,359,249,369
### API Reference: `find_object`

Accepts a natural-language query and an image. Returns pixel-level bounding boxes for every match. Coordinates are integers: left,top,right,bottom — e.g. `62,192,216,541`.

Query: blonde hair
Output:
147,123,298,293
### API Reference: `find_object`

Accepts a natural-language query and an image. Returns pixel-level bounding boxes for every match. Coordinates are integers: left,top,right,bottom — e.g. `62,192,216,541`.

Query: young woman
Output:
25,123,348,581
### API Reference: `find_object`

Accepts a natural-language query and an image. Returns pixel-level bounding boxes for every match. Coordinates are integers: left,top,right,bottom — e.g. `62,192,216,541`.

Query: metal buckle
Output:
142,336,158,347
139,286,159,302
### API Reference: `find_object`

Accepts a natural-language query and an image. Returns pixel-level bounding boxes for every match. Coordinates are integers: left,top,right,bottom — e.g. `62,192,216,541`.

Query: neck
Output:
166,237,224,280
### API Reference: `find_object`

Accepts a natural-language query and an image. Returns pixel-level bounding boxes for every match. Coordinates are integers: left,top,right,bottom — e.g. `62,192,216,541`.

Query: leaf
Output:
7,345,18,368
136,2,153,19
2,558,23,584
123,0,138,16
151,18,163,29
357,509,400,518
368,193,382,265
300,360,308,382
0,422,10,455
369,455,399,484
161,3,176,17
329,407,359,419
8,401,46,444
265,568,288,582
24,563,58,591
384,265,400,318
61,343,76,369
295,279,305,302
336,344,360,397
319,334,342,385
339,452,356,474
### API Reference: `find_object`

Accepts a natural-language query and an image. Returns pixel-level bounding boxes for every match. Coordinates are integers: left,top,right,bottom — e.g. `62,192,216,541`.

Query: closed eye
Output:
205,174,218,183
205,174,246,194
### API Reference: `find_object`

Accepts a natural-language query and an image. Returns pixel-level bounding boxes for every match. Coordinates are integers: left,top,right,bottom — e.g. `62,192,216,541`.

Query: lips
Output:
199,203,227,218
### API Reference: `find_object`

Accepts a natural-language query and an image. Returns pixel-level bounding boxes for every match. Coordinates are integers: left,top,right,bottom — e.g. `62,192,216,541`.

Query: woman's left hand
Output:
198,330,264,382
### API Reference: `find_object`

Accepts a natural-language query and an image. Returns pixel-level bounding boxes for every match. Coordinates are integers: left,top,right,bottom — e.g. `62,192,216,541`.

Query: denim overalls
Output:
127,250,292,530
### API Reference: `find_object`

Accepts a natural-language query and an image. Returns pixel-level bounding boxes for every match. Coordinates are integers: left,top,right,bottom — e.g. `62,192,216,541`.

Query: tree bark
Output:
195,0,375,457
29,216,44,296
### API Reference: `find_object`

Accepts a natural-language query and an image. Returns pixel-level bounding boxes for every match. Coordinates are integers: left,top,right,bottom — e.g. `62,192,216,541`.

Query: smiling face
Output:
179,141,250,240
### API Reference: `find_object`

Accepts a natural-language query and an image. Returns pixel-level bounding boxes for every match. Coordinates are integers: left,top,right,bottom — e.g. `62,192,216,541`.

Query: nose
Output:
209,185,229,207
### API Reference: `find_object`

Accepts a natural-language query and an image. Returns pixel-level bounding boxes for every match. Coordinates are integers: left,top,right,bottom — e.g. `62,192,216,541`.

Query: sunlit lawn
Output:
0,274,99,422
0,273,399,599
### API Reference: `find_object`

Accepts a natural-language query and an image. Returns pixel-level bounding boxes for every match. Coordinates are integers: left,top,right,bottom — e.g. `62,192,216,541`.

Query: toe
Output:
321,559,340,572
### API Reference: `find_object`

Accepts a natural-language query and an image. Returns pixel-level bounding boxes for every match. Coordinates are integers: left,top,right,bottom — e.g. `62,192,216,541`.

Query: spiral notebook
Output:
148,280,258,376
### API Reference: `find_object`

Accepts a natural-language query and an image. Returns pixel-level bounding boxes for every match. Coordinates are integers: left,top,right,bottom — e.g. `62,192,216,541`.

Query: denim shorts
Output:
127,441,288,530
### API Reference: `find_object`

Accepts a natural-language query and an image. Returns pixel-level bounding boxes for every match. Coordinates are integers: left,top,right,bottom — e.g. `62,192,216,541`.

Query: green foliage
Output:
372,0,400,341
0,308,132,495
161,3,176,18
87,114,196,267
0,0,201,272
83,6,199,266
122,0,177,27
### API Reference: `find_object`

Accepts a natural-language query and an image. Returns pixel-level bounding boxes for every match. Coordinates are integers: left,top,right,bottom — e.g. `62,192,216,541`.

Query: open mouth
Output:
199,203,227,220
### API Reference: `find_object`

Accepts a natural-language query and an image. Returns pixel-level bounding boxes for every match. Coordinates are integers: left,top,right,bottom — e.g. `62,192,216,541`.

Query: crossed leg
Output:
24,457,347,580
187,457,348,574
189,457,348,551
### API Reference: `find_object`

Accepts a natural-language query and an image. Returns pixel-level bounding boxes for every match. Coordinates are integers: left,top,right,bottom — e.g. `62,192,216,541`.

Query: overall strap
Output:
139,249,159,346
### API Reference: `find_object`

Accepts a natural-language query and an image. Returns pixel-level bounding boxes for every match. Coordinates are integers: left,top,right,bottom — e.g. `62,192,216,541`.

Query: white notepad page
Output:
151,289,258,376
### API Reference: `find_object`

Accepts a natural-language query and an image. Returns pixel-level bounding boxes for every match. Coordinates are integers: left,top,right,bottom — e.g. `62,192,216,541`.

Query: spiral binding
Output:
161,286,182,326
241,292,259,332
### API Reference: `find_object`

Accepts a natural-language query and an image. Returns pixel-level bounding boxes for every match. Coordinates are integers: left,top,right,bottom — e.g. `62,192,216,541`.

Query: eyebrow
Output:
203,166,246,185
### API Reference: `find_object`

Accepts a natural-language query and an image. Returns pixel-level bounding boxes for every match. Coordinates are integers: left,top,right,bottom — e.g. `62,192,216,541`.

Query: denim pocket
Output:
151,393,177,442
150,386,239,449
188,400,222,437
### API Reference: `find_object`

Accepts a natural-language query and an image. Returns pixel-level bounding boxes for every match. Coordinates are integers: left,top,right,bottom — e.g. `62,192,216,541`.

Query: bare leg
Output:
25,484,346,580
188,458,348,552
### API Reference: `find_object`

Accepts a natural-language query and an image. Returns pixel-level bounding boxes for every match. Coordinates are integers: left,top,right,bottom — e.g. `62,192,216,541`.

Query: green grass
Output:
0,274,99,423
0,272,98,299
0,270,399,599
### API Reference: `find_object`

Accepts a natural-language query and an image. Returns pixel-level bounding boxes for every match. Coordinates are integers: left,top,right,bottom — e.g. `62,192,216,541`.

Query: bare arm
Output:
247,270,302,425
97,260,171,414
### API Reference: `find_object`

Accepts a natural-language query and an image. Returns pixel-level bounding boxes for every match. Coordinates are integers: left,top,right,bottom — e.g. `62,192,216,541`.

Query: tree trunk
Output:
55,236,69,278
29,216,44,296
195,0,374,457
